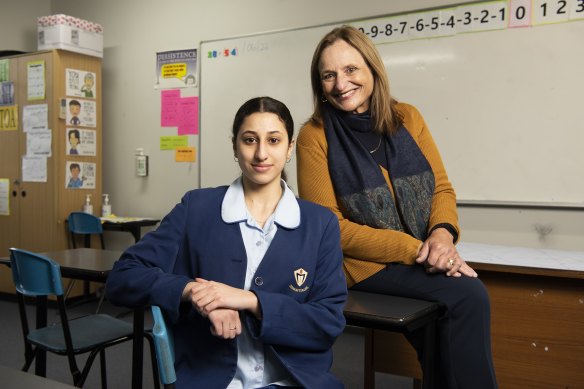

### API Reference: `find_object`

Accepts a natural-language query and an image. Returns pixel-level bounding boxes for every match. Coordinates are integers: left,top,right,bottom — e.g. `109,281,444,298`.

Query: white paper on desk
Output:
27,129,52,157
23,104,48,132
22,156,47,182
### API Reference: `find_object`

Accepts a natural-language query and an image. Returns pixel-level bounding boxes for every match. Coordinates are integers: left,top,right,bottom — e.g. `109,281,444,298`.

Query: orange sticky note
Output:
175,146,196,162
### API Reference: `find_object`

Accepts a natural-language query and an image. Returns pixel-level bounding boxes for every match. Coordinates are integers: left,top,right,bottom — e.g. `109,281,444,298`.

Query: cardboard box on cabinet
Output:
37,14,103,58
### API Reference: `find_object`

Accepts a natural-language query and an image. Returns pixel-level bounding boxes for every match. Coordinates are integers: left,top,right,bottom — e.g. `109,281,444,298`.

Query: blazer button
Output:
254,277,263,286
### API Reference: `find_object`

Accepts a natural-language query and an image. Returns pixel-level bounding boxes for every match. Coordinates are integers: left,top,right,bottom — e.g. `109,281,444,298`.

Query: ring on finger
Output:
447,258,455,267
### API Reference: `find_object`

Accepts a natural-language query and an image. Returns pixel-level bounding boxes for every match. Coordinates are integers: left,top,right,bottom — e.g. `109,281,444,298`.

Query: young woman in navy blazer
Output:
105,96,347,389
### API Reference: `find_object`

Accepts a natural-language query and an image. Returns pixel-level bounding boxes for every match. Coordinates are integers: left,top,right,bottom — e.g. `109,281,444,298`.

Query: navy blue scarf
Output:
323,103,434,240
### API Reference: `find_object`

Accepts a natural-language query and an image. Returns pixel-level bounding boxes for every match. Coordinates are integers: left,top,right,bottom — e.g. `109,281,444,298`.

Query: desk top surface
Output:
0,365,76,388
459,242,584,278
0,249,123,281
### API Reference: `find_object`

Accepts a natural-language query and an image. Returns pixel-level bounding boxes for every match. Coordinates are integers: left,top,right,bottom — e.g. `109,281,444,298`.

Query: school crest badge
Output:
294,268,307,287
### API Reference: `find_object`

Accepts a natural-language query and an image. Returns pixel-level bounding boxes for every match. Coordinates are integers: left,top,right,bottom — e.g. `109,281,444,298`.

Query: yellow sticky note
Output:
175,146,196,162
160,135,188,150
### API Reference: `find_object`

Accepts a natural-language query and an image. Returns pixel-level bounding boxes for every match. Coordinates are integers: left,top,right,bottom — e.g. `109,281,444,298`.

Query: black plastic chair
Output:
9,247,136,388
66,212,106,312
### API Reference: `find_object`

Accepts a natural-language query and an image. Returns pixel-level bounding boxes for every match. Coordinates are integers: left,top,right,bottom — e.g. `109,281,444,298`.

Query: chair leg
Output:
64,279,77,302
78,349,102,388
21,347,37,372
100,350,108,389
95,286,106,314
144,332,161,389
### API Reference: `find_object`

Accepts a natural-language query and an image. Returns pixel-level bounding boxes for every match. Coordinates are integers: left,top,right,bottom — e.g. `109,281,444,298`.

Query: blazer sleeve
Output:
105,192,194,323
247,211,347,352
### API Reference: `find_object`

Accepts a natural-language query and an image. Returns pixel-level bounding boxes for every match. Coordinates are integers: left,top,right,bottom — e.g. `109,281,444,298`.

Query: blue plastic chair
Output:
151,305,176,388
9,247,135,388
67,212,105,249
67,212,106,312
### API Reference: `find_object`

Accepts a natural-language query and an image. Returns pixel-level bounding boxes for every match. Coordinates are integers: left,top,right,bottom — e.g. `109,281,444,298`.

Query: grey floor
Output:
0,297,413,388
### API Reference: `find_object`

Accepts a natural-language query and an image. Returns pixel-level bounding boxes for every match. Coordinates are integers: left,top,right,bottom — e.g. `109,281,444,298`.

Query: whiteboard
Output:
200,13,584,206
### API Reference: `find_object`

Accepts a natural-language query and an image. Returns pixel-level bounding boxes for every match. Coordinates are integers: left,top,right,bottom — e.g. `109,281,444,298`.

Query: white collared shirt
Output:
221,177,300,389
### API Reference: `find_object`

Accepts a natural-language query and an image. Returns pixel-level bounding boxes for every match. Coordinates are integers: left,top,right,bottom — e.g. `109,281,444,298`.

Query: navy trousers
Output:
351,264,498,389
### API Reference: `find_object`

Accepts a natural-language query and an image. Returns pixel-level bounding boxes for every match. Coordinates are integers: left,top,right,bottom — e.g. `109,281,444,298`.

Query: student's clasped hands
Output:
183,278,261,339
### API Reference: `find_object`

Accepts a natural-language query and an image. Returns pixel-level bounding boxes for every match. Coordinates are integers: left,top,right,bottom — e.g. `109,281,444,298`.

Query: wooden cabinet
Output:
369,264,584,389
0,50,102,294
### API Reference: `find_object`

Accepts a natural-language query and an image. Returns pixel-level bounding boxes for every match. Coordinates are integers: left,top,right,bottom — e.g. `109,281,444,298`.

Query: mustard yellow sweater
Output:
296,103,459,287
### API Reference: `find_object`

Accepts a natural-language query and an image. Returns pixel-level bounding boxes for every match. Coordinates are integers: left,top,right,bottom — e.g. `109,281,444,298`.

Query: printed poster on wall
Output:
65,68,96,98
155,49,197,89
27,60,45,100
22,156,47,182
26,130,52,157
23,104,48,132
66,128,96,156
66,98,96,128
0,178,9,215
65,161,96,189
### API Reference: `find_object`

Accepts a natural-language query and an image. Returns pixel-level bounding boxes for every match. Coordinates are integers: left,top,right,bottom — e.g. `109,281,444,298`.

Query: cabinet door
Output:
0,57,21,291
15,52,57,252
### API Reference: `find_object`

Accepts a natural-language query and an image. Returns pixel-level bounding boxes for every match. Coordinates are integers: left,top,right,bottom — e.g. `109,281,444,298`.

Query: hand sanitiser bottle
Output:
101,194,111,217
83,194,93,215
136,148,148,177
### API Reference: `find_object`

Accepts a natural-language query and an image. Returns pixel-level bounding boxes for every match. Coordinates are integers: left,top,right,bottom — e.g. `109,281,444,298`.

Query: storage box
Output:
37,14,103,58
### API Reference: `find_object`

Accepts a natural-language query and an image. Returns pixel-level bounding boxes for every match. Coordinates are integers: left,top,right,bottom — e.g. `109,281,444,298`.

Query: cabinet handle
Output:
12,190,18,197
21,190,26,198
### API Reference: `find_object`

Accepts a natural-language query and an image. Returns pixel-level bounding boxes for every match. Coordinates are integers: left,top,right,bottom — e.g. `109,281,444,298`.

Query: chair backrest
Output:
67,212,103,234
10,248,64,297
67,212,104,249
151,305,176,386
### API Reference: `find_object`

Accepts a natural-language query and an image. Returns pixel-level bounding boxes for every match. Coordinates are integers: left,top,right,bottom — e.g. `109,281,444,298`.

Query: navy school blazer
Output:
105,186,347,389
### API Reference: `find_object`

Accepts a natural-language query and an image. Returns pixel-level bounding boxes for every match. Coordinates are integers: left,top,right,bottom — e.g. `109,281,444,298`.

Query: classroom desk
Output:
0,364,77,389
100,217,160,243
0,249,146,389
371,242,584,389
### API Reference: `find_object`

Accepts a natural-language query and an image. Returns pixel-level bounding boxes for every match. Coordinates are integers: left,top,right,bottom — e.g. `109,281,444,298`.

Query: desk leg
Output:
363,329,375,389
421,320,436,389
132,307,144,389
35,296,47,377
130,228,141,243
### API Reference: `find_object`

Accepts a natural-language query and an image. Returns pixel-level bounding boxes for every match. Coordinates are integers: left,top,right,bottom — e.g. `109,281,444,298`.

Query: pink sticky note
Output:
161,89,181,127
177,96,199,135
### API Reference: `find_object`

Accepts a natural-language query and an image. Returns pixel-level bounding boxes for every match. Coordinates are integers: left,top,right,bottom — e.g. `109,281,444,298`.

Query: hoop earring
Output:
321,95,328,103
234,156,238,163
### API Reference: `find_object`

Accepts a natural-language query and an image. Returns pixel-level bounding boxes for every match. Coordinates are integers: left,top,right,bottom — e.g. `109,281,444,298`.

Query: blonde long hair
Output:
308,25,402,134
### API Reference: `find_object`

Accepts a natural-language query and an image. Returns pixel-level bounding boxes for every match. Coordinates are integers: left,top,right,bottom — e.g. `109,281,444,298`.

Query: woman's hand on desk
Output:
415,228,478,278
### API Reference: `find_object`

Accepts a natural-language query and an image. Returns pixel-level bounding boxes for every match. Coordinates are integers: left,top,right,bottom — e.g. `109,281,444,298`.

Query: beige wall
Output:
2,0,583,251
0,0,50,52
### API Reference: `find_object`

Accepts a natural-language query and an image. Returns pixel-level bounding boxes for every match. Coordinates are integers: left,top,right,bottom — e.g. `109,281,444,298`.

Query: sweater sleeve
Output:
398,103,460,243
296,121,422,267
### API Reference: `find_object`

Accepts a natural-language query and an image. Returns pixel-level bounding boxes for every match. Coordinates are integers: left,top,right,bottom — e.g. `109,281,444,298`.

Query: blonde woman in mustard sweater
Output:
296,25,497,389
